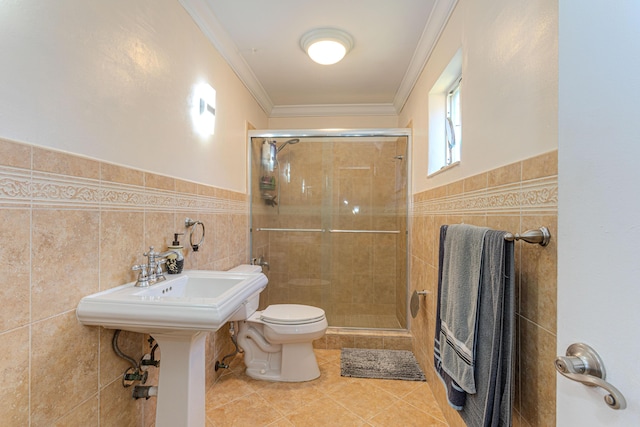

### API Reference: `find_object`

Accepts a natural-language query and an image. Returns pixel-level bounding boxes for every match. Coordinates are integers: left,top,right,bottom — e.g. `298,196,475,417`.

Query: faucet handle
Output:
132,264,150,286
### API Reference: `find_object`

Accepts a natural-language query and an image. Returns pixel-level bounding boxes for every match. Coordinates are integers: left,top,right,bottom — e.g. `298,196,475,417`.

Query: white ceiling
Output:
179,0,457,117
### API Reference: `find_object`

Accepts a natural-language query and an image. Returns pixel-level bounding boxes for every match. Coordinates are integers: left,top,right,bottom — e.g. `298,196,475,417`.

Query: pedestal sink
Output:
76,270,268,427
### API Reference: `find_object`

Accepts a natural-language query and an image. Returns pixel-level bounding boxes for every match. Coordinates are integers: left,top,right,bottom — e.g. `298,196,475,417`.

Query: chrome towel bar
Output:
503,226,550,246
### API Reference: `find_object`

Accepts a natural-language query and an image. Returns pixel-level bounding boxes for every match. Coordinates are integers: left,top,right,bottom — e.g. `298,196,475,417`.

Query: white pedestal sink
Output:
76,270,268,427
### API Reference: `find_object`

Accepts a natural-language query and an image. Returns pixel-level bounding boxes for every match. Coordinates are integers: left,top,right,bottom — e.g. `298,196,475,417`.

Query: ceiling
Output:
179,0,457,117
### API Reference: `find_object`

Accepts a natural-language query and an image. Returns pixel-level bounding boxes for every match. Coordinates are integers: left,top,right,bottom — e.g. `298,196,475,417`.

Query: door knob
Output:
555,343,627,410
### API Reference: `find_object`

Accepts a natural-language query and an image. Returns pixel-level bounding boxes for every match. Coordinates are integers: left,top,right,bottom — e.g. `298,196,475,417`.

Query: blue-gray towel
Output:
434,225,467,409
460,229,515,427
439,224,489,394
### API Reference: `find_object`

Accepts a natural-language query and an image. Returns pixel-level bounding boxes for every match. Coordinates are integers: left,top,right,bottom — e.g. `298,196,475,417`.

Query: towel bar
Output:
503,226,550,246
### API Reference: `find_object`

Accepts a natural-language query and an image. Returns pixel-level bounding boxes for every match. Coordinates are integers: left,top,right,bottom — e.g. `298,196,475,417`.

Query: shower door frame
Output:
247,128,412,331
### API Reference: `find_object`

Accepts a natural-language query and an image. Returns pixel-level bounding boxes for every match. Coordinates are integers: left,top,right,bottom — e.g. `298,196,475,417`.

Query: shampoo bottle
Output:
166,233,184,274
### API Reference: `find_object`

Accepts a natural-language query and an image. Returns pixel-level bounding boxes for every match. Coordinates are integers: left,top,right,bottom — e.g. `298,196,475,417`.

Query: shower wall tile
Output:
0,137,249,426
411,150,558,427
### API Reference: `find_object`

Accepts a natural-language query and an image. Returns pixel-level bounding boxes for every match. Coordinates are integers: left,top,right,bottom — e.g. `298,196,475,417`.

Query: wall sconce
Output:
300,28,354,65
192,83,216,137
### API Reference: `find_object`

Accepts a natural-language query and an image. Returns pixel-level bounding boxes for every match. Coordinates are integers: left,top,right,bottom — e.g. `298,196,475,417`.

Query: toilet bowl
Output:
228,265,328,382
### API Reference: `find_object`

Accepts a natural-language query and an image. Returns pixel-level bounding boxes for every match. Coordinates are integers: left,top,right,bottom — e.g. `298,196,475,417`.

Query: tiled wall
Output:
411,150,558,427
0,138,249,426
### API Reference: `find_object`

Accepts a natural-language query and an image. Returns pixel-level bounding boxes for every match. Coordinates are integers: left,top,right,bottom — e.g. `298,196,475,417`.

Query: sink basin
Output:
76,269,268,427
76,270,268,334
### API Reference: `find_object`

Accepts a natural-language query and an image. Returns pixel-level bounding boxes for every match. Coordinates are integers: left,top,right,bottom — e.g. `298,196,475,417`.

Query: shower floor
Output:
327,314,403,329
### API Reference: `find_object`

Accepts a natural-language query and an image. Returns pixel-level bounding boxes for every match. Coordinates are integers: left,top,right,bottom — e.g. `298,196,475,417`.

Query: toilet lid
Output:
260,304,326,325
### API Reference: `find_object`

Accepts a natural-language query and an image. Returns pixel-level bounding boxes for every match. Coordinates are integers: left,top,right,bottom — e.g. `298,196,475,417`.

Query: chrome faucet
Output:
132,247,184,287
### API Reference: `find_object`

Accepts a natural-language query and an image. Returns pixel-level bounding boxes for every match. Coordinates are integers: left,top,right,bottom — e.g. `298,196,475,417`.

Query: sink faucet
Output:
133,247,185,287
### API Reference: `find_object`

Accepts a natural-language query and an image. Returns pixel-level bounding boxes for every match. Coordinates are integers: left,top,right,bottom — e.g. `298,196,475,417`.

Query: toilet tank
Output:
227,264,264,320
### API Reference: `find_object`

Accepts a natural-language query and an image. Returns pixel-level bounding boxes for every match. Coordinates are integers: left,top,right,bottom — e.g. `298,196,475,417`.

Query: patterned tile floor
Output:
205,349,448,427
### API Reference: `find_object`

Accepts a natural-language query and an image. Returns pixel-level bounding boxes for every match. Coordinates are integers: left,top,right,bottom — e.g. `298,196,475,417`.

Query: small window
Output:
428,49,462,176
445,77,462,166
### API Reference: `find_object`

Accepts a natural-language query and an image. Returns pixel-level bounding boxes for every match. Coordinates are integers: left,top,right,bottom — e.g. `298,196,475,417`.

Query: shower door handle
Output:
555,343,626,410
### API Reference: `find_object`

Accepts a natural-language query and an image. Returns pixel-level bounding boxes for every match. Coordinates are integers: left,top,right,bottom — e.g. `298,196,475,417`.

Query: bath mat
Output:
340,348,426,381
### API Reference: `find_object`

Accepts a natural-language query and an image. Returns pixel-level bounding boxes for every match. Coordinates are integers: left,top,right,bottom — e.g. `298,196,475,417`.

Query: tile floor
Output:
205,349,448,427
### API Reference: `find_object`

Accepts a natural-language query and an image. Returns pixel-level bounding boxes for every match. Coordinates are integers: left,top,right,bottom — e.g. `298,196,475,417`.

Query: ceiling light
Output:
300,28,354,65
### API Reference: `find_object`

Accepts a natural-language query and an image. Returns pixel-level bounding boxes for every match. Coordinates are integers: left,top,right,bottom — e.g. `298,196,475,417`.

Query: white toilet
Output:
228,265,328,382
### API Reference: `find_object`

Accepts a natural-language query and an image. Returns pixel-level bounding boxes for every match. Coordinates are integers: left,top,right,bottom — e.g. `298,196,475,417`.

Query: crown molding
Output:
269,103,398,118
179,0,274,115
394,0,459,113
181,0,458,118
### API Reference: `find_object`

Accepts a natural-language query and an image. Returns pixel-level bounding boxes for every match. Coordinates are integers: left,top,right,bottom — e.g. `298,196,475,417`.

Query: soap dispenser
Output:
166,233,184,274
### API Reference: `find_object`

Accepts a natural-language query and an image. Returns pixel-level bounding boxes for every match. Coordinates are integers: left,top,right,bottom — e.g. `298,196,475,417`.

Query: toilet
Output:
228,265,328,382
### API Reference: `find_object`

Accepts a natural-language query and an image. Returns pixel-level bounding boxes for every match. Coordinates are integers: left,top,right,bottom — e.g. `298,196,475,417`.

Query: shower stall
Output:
249,129,410,330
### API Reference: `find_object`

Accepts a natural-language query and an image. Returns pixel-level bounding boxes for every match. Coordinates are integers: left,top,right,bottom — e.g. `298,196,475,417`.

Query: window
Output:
445,77,462,166
428,49,462,176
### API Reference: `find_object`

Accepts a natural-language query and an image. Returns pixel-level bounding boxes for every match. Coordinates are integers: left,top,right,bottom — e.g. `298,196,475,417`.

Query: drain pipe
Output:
132,385,158,400
215,321,241,371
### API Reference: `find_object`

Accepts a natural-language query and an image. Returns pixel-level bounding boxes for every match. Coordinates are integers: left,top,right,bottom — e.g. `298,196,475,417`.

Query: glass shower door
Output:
250,133,408,330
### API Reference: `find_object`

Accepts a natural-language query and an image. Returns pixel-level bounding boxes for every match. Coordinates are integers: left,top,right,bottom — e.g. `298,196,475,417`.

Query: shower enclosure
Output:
249,129,410,330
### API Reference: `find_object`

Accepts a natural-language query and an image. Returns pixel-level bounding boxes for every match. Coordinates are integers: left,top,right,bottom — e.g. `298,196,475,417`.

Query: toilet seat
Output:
260,304,325,325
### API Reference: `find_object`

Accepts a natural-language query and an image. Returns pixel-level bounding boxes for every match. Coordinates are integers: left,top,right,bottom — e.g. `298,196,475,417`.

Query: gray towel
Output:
460,230,515,427
434,225,468,410
439,224,489,394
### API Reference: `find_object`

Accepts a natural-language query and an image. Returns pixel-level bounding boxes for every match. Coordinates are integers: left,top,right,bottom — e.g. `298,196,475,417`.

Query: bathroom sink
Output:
76,270,268,334
76,268,268,427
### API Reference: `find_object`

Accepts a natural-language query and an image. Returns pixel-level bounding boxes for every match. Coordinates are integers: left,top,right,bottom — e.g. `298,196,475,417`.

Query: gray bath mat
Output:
340,348,426,381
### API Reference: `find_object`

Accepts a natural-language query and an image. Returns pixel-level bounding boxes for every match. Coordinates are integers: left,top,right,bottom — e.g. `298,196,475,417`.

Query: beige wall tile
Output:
33,147,100,179
31,209,100,321
144,172,174,191
0,326,30,426
519,215,557,332
31,312,99,425
519,318,556,426
0,209,31,332
101,162,144,186
175,179,198,195
463,172,487,192
144,211,176,253
488,161,522,187
52,397,99,427
0,138,31,168
522,150,558,180
100,210,144,290
99,378,143,427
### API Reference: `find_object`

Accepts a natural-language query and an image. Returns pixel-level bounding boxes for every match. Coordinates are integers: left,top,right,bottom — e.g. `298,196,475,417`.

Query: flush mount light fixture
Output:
300,28,354,65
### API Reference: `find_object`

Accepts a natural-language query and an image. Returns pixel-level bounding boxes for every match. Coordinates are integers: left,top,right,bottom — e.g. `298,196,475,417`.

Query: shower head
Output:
276,138,300,153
